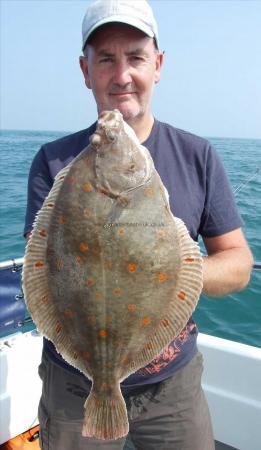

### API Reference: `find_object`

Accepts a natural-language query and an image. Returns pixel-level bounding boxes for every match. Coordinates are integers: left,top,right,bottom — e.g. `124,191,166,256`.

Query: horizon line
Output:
1,127,261,141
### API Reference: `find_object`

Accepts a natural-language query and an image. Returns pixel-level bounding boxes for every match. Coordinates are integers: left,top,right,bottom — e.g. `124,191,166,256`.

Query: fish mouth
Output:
90,110,124,148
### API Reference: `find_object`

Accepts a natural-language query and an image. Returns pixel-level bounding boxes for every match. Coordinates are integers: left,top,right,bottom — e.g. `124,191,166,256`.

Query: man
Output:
24,1,253,449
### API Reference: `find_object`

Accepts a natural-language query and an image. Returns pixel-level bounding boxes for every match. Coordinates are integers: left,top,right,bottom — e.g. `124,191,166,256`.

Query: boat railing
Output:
0,258,24,270
1,257,261,270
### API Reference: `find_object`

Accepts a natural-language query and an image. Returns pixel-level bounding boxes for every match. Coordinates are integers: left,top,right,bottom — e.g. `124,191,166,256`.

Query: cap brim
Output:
82,15,155,51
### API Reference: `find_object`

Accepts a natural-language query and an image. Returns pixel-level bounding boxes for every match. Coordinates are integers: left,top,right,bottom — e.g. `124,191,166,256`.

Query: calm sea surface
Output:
0,130,260,347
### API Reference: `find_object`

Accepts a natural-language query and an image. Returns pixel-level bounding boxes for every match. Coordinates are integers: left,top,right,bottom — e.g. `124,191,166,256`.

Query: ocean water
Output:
0,130,260,347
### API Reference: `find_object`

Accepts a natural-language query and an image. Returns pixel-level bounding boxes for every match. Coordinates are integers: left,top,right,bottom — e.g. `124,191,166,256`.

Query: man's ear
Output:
79,56,92,89
154,51,164,84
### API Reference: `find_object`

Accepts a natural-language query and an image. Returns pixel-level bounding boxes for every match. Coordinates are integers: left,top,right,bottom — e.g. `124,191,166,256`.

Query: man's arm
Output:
202,228,253,297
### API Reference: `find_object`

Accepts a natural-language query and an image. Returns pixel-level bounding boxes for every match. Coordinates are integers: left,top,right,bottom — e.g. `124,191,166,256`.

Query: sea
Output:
0,130,260,348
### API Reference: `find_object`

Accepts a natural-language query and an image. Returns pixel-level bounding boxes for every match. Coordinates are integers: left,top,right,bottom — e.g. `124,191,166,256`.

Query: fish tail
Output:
82,385,129,440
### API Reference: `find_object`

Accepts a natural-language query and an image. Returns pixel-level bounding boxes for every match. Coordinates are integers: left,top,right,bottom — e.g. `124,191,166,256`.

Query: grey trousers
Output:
38,350,214,450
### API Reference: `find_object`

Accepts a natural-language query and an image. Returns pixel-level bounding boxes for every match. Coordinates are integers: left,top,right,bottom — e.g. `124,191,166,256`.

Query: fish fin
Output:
119,217,203,380
82,384,129,440
22,162,92,377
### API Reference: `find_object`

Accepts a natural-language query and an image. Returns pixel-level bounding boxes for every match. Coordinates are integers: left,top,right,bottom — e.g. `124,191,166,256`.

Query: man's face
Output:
80,23,163,124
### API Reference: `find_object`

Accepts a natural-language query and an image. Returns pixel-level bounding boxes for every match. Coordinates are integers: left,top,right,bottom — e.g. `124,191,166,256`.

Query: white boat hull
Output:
0,331,42,444
198,333,261,450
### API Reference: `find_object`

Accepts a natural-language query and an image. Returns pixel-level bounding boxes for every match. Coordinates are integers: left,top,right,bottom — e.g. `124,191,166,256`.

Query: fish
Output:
22,109,203,440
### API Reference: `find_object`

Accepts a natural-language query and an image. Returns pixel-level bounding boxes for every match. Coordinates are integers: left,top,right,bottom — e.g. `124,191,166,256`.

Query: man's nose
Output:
112,61,132,86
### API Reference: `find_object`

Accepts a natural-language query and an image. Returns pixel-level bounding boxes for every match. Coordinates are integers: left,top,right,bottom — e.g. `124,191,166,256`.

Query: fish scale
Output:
22,109,203,440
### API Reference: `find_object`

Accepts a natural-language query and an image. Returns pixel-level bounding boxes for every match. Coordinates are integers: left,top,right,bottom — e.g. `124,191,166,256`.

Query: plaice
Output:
22,109,203,440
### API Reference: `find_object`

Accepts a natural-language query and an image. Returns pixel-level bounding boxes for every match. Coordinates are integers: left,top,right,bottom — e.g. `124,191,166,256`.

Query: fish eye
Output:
107,131,116,142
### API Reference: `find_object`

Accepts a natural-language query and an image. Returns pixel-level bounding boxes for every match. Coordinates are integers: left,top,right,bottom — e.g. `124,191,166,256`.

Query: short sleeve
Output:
199,144,243,238
23,146,53,237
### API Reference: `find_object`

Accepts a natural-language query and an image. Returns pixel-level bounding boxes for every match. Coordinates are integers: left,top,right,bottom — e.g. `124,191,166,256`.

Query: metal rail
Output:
0,257,24,270
1,257,261,270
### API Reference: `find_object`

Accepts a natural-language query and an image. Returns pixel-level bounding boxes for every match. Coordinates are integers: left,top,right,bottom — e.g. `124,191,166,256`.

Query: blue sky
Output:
1,0,261,138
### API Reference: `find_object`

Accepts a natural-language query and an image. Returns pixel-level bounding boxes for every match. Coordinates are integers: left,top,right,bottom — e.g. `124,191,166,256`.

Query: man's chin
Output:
115,106,140,123
98,103,142,123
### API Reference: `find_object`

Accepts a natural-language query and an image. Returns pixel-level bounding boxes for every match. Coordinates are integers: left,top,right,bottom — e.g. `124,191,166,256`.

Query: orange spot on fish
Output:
146,342,153,350
91,247,100,255
58,215,67,225
114,287,121,297
99,329,108,338
128,263,137,273
117,228,125,236
162,319,169,327
142,317,151,326
145,187,154,197
59,175,65,180
83,209,94,217
41,295,49,304
86,278,95,288
82,351,91,361
185,257,195,263
95,292,102,301
47,203,54,208
55,323,62,334
156,229,165,238
56,258,63,271
35,261,44,268
39,229,47,237
158,273,167,282
64,308,74,319
128,304,137,312
79,242,89,252
82,182,93,192
75,255,84,265
178,291,186,301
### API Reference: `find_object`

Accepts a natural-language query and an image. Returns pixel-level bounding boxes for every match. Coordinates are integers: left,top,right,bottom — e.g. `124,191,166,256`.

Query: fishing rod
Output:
233,167,260,196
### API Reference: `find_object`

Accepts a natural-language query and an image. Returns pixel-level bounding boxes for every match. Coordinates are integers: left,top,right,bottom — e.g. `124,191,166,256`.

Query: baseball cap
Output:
82,0,159,51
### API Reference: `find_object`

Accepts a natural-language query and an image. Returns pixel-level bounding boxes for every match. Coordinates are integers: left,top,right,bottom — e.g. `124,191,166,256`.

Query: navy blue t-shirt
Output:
24,119,242,394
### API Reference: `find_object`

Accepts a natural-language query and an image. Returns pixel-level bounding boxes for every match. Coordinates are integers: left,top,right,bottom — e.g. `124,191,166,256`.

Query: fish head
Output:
90,109,153,194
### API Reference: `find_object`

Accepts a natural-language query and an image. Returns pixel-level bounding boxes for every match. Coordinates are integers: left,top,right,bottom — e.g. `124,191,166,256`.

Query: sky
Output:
1,0,261,138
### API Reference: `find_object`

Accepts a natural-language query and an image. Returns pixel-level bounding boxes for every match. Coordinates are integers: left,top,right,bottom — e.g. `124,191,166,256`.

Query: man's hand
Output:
202,228,253,297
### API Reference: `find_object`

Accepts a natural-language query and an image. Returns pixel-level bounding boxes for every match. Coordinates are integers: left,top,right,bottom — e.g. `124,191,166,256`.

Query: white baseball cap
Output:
82,0,159,51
